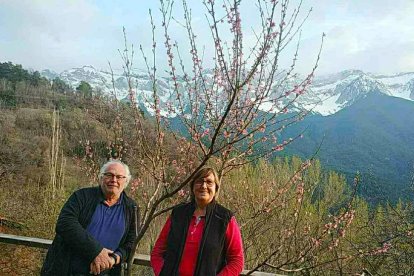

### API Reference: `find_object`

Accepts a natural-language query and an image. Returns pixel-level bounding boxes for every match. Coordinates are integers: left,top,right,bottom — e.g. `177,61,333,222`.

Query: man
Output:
41,160,139,276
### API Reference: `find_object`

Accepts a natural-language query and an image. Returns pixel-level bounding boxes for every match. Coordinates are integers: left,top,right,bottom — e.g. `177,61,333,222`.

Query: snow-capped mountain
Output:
42,66,414,116
302,70,414,115
47,65,132,99
39,66,414,202
43,65,179,115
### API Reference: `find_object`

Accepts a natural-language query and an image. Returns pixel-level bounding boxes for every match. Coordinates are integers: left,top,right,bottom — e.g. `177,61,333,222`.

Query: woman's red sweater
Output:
151,215,244,276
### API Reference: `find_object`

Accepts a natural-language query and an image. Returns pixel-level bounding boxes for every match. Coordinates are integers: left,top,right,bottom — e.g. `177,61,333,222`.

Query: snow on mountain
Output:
374,72,414,101
43,66,178,111
59,65,130,97
301,70,414,115
41,66,414,117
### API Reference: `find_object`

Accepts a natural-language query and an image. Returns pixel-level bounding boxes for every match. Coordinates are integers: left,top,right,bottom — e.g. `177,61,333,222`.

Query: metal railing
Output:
0,233,278,276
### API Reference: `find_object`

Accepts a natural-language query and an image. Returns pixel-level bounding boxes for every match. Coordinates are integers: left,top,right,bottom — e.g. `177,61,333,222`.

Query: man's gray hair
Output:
99,160,132,187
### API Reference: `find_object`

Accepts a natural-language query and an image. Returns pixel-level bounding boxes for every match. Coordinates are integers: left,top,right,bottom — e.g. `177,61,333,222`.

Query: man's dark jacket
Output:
41,186,138,276
160,200,233,276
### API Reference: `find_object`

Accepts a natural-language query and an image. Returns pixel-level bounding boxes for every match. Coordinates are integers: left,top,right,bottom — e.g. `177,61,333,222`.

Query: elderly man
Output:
41,160,139,276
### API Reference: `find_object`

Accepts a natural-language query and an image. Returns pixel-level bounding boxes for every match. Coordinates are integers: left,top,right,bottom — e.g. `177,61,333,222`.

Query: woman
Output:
151,167,244,276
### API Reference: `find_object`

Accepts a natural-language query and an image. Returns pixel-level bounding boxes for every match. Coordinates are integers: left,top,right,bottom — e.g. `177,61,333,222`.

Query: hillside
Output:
277,92,414,202
3,61,414,202
3,62,414,275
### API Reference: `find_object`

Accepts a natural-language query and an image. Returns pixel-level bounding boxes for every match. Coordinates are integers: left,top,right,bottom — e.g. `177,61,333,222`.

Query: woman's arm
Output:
150,217,172,276
218,216,244,276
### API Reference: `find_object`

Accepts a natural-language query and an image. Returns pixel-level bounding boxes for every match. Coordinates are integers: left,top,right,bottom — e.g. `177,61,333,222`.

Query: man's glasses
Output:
103,172,127,180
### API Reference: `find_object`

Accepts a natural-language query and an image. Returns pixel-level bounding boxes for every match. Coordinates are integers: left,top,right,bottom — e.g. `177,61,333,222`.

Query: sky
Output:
1,0,413,76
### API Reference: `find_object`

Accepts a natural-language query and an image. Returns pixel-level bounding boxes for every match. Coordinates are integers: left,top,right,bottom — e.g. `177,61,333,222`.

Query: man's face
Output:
100,163,127,198
192,173,216,207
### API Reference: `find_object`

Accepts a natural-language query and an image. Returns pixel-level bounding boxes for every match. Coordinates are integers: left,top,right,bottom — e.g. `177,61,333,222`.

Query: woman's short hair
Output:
99,160,132,186
190,166,220,198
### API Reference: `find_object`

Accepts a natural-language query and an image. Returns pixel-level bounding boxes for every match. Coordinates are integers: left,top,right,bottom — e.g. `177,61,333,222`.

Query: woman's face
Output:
193,172,216,207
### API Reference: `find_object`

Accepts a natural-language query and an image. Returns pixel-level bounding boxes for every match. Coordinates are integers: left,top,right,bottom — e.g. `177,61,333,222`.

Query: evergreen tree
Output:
52,77,72,94
0,62,31,84
76,81,92,99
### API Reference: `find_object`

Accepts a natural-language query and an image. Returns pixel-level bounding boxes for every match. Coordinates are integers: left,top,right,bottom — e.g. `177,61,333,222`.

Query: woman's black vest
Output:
160,201,233,276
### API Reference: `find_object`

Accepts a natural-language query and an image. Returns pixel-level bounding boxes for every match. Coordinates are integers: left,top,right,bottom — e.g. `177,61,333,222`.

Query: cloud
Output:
0,0,123,72
0,0,413,75
301,0,414,75
1,0,99,40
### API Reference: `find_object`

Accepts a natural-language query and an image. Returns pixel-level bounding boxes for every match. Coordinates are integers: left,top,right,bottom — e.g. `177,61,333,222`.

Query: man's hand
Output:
89,248,114,275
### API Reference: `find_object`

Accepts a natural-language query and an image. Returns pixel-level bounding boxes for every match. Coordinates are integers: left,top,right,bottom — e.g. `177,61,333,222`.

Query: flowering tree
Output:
92,0,360,274
221,159,359,274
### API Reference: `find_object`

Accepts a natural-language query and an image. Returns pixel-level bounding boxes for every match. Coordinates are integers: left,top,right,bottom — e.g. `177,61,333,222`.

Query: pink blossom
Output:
274,145,284,151
312,238,321,247
370,242,392,255
259,124,266,132
178,189,185,197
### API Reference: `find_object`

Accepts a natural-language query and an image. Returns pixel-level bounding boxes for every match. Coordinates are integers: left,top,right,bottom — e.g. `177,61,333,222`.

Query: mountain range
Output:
40,66,414,202
41,66,414,116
